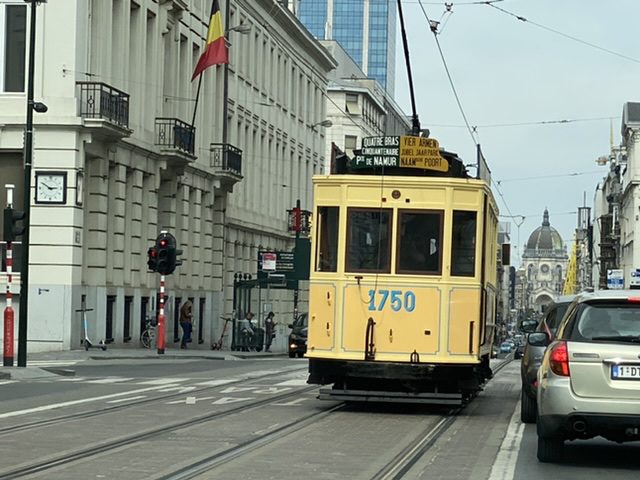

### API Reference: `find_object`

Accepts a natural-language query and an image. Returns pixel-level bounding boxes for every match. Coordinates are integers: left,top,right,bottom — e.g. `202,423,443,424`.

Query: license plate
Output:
612,365,640,380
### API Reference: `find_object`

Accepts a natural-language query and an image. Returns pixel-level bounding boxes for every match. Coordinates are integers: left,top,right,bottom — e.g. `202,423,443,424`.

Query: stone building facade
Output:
0,0,335,352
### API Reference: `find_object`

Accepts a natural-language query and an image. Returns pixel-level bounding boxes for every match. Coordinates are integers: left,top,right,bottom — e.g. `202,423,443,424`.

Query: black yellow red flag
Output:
192,0,228,80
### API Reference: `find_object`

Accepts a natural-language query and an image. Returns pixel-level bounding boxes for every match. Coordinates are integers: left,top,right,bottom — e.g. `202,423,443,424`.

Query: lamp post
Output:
18,0,48,367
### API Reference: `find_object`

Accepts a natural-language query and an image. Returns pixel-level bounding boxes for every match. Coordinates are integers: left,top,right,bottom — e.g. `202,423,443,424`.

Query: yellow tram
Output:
306,138,498,405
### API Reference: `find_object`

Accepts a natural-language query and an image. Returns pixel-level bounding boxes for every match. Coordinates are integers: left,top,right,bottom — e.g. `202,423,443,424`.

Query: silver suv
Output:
533,290,640,462
520,295,575,423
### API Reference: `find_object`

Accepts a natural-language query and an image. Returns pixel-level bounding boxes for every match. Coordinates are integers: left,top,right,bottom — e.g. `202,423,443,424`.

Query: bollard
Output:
157,275,165,354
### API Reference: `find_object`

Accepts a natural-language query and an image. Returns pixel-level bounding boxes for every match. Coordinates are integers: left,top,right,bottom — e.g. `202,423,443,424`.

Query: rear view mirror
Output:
520,319,538,334
528,332,550,347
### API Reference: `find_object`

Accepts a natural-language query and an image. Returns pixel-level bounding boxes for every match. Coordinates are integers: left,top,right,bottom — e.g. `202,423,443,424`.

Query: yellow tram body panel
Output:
306,174,498,366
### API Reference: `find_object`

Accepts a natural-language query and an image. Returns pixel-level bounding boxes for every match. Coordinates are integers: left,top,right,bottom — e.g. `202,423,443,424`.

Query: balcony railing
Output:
210,143,242,176
77,81,130,129
1,242,22,274
155,118,196,156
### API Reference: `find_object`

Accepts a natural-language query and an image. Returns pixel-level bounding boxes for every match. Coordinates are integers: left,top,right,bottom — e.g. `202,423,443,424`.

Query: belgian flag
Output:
191,0,228,80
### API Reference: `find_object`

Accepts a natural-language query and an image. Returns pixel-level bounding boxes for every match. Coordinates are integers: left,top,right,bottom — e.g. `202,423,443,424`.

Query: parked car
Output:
534,290,640,463
519,295,575,423
288,312,308,358
513,342,525,359
499,341,513,354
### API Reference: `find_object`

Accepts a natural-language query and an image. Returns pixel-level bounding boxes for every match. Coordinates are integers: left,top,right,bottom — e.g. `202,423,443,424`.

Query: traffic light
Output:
147,246,158,272
154,232,183,275
3,207,26,243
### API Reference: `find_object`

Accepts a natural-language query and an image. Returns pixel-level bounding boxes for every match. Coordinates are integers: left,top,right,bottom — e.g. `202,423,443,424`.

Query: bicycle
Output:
140,316,157,349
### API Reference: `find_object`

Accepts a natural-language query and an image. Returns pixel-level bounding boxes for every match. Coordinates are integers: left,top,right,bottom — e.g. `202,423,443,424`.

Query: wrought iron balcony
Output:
77,81,131,136
155,118,196,158
210,143,243,191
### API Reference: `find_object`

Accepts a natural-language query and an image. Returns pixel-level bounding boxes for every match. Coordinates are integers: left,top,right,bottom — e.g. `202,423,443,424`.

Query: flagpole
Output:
191,75,203,128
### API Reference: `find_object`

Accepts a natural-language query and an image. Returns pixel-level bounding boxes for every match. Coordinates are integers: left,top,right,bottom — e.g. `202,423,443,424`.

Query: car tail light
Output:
549,341,570,377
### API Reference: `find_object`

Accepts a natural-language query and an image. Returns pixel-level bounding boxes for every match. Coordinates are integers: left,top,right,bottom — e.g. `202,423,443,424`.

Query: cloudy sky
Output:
394,0,639,264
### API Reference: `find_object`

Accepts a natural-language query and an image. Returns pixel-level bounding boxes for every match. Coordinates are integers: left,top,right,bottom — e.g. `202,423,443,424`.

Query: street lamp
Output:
311,119,332,131
17,0,48,367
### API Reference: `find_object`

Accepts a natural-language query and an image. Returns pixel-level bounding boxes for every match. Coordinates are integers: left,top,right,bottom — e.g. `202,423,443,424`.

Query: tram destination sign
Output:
351,136,448,172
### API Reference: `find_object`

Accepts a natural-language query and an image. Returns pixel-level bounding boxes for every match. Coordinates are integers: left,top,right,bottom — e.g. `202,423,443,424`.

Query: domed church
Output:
520,209,568,313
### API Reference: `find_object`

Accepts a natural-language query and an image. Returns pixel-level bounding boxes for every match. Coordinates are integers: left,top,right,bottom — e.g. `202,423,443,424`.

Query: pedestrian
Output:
264,311,277,352
179,300,193,349
238,311,255,351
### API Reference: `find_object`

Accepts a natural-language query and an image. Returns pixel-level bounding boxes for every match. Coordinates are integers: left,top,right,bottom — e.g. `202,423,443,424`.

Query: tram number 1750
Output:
367,289,416,313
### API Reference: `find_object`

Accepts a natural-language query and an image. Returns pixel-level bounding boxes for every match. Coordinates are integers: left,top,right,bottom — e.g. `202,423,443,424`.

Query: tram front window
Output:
315,206,339,272
397,210,442,274
346,208,392,273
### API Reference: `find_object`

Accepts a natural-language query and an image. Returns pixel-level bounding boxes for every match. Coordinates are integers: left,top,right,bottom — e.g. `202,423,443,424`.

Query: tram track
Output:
159,358,514,480
0,366,307,436
372,357,513,480
0,383,320,480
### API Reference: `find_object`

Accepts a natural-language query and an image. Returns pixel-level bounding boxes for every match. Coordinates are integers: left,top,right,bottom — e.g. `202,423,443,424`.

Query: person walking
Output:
238,311,255,351
179,300,193,349
264,311,277,352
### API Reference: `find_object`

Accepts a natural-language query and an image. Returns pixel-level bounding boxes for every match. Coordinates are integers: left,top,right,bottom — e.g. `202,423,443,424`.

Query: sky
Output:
393,0,640,266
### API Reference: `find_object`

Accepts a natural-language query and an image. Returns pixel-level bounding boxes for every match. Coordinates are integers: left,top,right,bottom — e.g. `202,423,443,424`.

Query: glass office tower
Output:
298,0,396,95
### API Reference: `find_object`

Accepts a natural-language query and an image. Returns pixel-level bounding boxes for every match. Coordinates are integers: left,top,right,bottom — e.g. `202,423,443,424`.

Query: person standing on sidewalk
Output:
179,300,193,349
264,311,277,352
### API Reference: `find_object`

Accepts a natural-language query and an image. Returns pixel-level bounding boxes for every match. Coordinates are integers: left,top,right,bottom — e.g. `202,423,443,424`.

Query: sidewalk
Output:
0,346,288,380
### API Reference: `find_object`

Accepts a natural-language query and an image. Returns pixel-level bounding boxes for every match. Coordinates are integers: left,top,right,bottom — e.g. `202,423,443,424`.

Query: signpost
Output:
607,269,624,290
630,268,640,289
351,135,448,172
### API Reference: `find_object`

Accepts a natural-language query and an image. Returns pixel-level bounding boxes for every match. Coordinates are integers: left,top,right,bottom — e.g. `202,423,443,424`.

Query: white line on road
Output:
488,401,525,480
193,379,239,387
86,377,135,384
0,384,179,419
135,378,191,385
0,380,17,385
106,395,147,404
274,379,308,386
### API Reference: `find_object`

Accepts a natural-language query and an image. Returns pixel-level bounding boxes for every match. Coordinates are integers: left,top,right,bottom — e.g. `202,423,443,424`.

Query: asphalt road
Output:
0,357,638,479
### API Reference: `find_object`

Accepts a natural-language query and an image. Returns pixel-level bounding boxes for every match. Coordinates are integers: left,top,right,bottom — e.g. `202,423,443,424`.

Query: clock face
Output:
36,172,67,204
541,264,550,274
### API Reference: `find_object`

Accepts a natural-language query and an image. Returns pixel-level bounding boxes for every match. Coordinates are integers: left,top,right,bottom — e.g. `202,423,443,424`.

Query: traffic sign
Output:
607,269,624,289
351,135,448,172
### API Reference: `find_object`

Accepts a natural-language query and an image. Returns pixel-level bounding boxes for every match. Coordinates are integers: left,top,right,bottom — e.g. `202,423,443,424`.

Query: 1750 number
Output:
367,289,416,312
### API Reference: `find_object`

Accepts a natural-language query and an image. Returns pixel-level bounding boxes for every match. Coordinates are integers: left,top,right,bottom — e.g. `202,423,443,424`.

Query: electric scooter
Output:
76,307,107,351
211,316,232,350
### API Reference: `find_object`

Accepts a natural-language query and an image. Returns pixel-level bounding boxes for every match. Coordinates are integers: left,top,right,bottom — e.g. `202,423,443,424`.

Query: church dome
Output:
526,209,564,251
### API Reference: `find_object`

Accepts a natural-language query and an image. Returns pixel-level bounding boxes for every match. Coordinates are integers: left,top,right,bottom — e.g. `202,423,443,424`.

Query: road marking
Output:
27,360,80,366
212,397,254,405
135,378,190,385
272,397,307,407
274,378,307,386
57,377,88,382
488,401,525,480
220,386,256,394
0,380,17,385
0,385,180,419
158,386,196,393
107,395,147,404
167,396,216,405
86,377,135,384
193,379,239,387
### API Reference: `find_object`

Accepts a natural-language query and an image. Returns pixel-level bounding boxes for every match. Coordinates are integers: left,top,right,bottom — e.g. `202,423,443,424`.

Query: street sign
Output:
607,269,624,289
261,252,276,271
351,135,448,172
630,268,640,288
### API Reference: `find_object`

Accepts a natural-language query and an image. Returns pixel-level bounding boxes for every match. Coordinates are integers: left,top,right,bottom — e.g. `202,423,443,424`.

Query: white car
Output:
533,290,640,462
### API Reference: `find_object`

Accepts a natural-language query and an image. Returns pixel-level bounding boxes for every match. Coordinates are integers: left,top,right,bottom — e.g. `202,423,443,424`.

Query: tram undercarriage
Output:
309,357,493,406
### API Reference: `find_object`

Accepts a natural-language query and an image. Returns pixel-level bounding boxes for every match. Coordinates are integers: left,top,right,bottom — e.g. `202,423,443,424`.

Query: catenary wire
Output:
430,116,617,129
417,0,478,146
496,170,604,184
485,3,640,65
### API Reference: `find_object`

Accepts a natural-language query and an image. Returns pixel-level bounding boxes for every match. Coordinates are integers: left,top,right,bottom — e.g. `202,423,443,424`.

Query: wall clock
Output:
35,171,67,204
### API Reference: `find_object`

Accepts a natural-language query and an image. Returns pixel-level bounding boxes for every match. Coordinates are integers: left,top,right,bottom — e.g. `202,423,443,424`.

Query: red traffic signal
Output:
147,246,158,272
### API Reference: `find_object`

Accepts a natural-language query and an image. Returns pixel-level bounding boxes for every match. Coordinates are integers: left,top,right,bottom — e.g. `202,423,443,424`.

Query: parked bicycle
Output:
140,316,157,349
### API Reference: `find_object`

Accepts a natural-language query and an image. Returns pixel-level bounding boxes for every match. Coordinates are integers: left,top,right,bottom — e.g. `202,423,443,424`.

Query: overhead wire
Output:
430,116,617,129
485,3,640,65
416,0,478,146
496,170,604,184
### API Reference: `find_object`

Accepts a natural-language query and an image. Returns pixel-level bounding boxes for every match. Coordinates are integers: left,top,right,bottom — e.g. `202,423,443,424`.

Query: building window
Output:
1,3,26,92
315,206,340,272
344,135,357,157
345,93,360,114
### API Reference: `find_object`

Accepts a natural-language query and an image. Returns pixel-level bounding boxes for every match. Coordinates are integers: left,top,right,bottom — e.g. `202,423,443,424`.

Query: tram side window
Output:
346,208,392,273
397,210,443,274
451,211,477,277
315,206,340,272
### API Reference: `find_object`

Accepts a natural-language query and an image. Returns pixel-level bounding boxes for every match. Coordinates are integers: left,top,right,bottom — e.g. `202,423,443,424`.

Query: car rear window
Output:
567,302,640,343
536,303,570,334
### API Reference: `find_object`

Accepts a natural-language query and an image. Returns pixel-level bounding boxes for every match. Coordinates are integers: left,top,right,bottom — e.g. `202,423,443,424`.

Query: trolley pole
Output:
157,275,166,355
3,185,16,367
